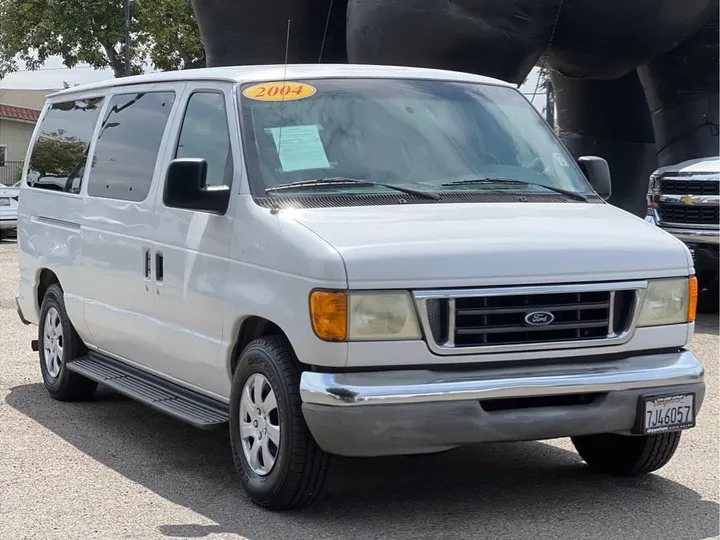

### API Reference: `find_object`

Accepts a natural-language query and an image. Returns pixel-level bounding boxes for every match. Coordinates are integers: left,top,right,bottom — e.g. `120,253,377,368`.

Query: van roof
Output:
48,63,513,99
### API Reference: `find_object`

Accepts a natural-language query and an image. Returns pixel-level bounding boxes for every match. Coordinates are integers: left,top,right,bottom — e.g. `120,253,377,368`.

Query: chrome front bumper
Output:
300,350,705,456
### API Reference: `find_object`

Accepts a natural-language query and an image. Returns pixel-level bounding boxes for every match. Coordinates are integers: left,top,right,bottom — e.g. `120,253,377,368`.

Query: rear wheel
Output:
38,284,97,401
229,336,329,510
571,432,681,476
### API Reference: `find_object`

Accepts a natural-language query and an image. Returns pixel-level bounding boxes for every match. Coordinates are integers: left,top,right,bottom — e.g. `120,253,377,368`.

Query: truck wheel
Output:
39,284,98,401
571,432,681,476
229,336,329,510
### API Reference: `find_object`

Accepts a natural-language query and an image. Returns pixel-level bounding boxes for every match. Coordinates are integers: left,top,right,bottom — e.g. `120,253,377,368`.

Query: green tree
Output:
135,0,205,71
0,0,205,79
30,130,87,179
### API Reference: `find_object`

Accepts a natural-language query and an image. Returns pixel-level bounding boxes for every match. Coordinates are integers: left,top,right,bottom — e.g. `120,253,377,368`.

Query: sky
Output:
0,55,549,113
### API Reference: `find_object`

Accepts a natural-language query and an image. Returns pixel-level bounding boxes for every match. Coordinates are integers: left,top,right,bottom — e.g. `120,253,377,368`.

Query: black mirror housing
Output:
577,156,612,200
164,158,230,214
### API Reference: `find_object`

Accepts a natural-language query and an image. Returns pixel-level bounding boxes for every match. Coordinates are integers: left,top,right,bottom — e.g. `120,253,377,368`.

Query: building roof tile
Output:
0,103,41,122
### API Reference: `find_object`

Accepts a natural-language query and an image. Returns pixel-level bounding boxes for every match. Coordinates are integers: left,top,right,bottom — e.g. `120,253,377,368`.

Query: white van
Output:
15,64,705,510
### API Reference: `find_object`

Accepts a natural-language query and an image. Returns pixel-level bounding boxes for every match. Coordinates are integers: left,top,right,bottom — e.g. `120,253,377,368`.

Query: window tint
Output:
175,92,232,187
27,98,104,193
88,91,175,201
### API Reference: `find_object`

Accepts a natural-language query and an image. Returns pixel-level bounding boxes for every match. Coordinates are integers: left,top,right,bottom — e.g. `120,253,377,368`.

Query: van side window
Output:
27,98,104,193
88,91,175,202
174,92,232,187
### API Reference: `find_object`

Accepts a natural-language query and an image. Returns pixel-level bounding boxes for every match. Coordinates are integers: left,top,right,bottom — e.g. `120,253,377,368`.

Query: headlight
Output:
648,173,660,194
310,290,422,341
637,277,697,327
349,291,421,340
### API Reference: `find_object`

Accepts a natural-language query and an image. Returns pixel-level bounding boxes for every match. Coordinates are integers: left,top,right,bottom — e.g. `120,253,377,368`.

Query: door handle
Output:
143,248,151,279
155,252,164,282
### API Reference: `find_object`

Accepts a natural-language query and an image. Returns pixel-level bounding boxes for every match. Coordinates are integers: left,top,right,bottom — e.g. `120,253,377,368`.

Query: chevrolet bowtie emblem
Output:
680,195,698,205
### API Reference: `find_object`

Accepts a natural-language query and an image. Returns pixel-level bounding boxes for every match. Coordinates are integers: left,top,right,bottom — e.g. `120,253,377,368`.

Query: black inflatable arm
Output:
192,0,719,215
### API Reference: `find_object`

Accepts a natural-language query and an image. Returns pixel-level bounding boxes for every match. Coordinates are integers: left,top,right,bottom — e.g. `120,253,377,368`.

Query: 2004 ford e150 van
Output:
15,64,704,510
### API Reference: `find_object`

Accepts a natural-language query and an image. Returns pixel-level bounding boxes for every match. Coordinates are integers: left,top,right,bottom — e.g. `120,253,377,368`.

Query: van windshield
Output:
239,78,594,200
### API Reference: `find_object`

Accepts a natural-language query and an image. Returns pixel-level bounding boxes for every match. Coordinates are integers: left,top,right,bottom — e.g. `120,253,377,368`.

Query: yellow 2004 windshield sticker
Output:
243,81,317,102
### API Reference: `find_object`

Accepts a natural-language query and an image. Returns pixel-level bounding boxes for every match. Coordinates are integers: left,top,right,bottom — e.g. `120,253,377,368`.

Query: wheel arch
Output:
229,316,292,375
36,268,60,312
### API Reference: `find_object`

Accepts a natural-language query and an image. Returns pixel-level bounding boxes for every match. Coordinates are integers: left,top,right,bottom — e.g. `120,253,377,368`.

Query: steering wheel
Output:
527,156,546,173
478,150,501,165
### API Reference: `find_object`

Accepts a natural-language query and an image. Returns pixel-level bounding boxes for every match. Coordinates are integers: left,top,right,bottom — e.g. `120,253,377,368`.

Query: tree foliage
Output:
29,130,87,178
0,0,205,79
135,0,205,72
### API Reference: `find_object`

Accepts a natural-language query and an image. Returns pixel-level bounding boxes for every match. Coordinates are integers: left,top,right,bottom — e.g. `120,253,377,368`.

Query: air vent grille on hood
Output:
255,191,576,209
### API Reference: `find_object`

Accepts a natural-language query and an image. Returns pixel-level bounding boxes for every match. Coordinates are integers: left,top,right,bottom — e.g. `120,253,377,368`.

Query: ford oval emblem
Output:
524,311,555,326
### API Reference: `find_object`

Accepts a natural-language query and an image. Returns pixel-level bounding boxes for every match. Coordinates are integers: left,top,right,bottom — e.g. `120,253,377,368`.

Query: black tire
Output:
229,335,329,510
38,283,98,401
571,431,682,476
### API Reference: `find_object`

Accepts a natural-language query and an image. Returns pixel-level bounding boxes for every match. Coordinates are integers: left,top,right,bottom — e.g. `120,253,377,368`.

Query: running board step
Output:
66,353,229,429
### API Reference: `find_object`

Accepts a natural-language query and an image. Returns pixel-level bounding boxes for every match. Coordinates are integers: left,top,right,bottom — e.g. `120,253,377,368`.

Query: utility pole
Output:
545,79,556,131
123,0,131,76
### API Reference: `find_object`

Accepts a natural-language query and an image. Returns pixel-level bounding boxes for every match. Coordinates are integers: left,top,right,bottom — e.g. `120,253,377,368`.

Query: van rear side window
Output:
88,91,175,202
27,98,104,193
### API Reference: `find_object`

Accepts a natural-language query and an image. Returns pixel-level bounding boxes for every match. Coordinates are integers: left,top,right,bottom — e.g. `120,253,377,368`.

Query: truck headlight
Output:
637,277,697,327
648,173,660,194
310,290,422,341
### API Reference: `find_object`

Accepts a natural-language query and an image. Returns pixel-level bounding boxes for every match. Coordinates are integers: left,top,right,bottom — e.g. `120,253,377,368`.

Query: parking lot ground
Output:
1,238,718,540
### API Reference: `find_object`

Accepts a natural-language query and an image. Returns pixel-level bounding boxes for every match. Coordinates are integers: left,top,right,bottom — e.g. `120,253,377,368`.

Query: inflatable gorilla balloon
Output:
191,0,718,216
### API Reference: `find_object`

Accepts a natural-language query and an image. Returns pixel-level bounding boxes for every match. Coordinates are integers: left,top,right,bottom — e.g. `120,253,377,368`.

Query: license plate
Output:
643,393,695,434
0,198,9,206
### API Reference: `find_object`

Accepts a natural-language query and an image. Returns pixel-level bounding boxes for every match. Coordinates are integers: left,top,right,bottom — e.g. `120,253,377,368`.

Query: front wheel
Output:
571,431,682,476
229,336,329,510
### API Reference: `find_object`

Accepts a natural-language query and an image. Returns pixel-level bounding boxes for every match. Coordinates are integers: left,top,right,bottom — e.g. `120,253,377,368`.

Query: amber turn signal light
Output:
688,276,698,323
310,290,348,341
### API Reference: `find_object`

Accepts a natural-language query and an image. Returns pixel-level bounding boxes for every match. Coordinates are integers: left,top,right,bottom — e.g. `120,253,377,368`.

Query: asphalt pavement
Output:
1,238,718,540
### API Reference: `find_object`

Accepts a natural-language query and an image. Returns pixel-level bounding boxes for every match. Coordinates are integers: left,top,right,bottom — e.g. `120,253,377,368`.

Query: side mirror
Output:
577,156,612,200
164,158,230,214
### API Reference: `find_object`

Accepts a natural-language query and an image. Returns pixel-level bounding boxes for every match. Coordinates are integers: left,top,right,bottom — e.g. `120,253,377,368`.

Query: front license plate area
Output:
642,393,695,434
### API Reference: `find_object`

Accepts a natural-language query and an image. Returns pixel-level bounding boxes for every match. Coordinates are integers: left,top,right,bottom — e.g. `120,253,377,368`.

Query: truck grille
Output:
417,283,641,355
657,203,719,225
660,179,719,196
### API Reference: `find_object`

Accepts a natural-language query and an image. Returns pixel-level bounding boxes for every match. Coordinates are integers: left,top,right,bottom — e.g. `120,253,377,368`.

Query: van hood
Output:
289,203,692,288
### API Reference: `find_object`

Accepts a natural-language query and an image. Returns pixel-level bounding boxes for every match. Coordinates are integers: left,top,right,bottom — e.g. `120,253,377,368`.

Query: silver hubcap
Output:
43,307,63,378
239,373,280,476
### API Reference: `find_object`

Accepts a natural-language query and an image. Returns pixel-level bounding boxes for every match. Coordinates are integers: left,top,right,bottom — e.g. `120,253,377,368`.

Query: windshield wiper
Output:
441,177,588,202
265,177,441,201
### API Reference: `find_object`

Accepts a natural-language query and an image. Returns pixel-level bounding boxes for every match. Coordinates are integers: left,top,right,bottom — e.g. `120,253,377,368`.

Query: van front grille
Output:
415,283,642,355
453,291,614,347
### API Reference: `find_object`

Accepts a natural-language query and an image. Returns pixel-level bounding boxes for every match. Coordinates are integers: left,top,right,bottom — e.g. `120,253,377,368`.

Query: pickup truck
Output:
646,157,719,312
